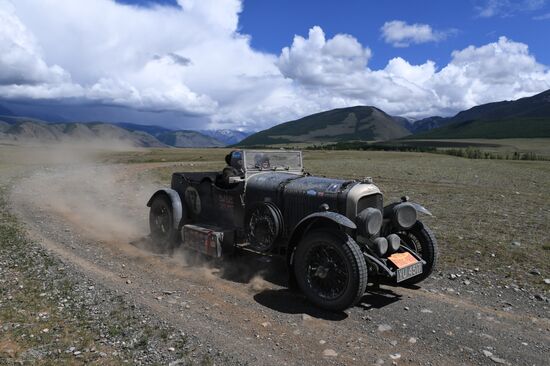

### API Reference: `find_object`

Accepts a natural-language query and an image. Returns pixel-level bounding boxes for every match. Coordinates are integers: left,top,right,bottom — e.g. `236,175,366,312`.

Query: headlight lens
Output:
356,207,383,236
394,202,417,229
387,233,401,253
373,237,388,257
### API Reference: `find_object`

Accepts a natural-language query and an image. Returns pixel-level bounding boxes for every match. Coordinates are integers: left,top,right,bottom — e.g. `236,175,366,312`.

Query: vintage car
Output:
147,150,438,311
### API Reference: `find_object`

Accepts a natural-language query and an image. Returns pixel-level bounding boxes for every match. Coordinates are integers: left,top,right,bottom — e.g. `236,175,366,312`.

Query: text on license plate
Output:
396,262,423,282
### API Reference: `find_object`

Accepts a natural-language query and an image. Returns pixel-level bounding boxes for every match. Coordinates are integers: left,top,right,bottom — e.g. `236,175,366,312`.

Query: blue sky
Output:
243,0,550,69
119,0,550,69
1,0,549,129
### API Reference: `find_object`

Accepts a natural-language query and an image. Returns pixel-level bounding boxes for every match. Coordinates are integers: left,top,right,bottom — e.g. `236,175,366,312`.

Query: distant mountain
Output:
239,106,411,146
156,130,225,148
391,116,413,131
408,118,550,139
114,123,227,147
450,89,550,122
409,89,550,139
114,122,173,136
0,117,228,148
410,116,449,133
0,118,165,147
199,129,252,145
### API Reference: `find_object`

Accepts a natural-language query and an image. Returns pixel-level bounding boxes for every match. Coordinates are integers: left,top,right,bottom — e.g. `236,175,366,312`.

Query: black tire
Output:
293,229,368,311
397,221,438,285
149,194,178,252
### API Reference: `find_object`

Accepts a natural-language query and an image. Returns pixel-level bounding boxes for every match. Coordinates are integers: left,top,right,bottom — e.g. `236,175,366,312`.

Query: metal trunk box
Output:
182,224,225,257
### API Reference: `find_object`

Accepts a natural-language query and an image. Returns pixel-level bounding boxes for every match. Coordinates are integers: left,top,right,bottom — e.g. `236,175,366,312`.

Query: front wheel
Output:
149,194,178,252
397,221,438,284
293,230,368,311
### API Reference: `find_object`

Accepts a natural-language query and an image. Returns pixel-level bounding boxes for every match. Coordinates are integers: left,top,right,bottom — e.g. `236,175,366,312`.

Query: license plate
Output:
396,262,423,282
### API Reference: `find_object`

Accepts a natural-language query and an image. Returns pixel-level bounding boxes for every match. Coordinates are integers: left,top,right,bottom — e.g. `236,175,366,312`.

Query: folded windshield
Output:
243,150,302,172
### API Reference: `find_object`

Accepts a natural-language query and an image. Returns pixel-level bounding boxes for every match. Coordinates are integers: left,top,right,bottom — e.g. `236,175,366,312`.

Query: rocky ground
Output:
1,147,549,365
0,183,230,365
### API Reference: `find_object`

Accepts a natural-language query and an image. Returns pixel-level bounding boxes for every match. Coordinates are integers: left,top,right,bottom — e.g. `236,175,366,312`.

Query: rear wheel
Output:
294,230,367,311
397,221,438,284
149,195,178,252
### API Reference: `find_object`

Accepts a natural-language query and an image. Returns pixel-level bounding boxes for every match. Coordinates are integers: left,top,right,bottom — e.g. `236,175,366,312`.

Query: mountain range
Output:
239,89,550,145
0,115,251,148
1,89,549,147
409,89,550,139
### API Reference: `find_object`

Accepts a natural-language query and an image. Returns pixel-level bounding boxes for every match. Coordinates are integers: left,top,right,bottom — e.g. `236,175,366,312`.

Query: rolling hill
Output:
156,130,224,148
238,106,410,146
0,117,225,148
410,89,550,137
0,118,166,147
408,118,550,139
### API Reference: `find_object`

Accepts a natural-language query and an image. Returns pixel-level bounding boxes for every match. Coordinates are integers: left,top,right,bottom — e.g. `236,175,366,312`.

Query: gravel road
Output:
8,162,550,365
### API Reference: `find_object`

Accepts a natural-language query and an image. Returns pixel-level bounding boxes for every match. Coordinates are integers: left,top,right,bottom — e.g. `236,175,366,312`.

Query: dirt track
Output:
9,161,550,365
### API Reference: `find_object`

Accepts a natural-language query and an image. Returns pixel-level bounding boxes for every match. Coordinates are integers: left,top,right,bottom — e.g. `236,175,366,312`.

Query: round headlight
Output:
356,207,383,236
387,233,401,253
394,202,417,229
373,237,388,257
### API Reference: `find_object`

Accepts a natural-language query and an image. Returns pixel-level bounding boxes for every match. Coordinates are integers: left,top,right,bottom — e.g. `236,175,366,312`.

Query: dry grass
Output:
2,143,548,290
132,148,549,288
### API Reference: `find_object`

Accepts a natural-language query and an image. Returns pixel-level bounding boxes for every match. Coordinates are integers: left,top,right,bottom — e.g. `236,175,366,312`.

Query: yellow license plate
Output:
388,252,418,268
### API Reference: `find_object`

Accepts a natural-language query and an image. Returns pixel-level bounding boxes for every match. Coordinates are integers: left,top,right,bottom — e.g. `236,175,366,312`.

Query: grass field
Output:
395,138,550,157
86,146,550,289
1,144,548,290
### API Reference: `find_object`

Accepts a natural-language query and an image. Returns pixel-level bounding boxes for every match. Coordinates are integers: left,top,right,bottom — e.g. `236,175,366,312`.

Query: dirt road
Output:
9,161,550,365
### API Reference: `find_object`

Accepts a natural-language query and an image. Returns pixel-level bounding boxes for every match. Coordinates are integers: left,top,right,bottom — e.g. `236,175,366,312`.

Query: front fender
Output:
295,211,357,231
287,211,356,267
147,188,183,228
384,201,433,217
409,202,432,216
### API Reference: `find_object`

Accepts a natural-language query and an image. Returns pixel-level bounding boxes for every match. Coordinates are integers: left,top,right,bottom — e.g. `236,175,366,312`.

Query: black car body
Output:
148,150,438,310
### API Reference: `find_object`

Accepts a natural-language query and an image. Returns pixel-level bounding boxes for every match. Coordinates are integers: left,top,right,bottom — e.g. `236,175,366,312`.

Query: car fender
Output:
409,202,432,216
147,189,183,228
287,211,356,266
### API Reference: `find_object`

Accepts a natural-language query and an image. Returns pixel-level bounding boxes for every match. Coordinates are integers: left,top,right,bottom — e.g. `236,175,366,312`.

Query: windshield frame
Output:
243,150,303,175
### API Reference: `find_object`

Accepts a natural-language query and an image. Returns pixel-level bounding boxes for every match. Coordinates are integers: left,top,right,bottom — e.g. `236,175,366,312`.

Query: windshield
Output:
243,150,302,172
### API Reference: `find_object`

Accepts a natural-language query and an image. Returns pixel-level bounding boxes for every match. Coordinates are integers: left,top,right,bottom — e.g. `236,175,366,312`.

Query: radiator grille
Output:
357,193,383,214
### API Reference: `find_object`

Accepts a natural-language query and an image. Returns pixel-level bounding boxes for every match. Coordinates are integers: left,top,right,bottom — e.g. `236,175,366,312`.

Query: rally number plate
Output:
396,262,423,282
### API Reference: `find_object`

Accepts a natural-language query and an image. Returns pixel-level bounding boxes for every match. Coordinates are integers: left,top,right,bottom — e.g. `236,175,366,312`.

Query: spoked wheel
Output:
397,220,438,285
294,230,367,311
149,195,178,252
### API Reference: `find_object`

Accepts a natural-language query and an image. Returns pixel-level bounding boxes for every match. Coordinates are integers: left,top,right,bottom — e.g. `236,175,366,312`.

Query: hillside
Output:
410,116,448,133
409,117,550,139
156,130,225,148
411,89,550,137
0,117,229,148
199,129,252,145
239,106,410,146
0,118,166,147
451,89,550,123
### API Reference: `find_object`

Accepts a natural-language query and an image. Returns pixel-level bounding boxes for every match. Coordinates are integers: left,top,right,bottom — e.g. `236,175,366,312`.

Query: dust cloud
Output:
248,274,273,292
7,142,278,292
9,142,157,244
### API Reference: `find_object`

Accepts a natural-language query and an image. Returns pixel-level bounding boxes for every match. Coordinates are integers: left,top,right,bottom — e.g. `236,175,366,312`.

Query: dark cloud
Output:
0,98,209,129
153,53,192,66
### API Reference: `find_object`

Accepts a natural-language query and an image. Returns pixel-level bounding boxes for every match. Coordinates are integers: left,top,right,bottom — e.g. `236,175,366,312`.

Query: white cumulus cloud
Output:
381,20,450,47
0,0,549,130
277,29,550,119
